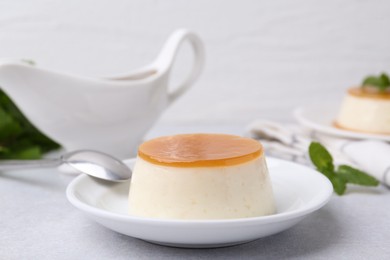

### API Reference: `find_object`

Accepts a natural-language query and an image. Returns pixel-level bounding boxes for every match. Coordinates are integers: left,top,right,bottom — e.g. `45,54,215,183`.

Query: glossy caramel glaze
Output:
138,134,263,167
349,87,390,100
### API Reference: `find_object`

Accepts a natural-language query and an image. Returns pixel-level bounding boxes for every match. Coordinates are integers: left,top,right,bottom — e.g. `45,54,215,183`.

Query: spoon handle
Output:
0,158,61,171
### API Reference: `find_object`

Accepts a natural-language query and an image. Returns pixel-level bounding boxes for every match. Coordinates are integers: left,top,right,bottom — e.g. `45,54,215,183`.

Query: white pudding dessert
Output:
335,87,390,134
128,134,275,220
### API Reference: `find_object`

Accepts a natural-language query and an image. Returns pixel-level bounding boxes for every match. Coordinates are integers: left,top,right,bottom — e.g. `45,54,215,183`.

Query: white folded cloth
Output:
246,120,390,187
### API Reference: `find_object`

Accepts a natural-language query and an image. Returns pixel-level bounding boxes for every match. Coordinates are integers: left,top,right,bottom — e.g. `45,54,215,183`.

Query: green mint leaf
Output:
9,146,41,160
0,108,22,139
380,73,390,86
0,138,43,159
328,175,347,195
362,73,390,91
0,88,60,159
0,145,9,153
337,165,379,186
309,142,334,172
308,142,380,196
363,76,385,88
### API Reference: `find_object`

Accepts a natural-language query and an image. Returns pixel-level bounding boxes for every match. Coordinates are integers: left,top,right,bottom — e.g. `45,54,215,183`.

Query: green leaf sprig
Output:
0,88,61,159
362,73,390,92
308,142,379,195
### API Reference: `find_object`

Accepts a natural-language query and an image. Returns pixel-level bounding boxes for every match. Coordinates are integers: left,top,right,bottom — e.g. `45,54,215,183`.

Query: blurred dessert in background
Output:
335,73,390,135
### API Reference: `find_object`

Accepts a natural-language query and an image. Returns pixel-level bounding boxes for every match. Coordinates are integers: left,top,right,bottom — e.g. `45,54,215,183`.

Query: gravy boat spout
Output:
0,29,205,158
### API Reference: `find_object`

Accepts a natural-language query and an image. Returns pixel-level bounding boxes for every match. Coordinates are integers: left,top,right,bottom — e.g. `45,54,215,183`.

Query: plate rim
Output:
294,106,390,141
66,157,333,226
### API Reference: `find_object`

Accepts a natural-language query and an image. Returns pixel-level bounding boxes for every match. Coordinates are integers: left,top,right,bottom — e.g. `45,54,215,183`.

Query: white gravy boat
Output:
0,29,205,158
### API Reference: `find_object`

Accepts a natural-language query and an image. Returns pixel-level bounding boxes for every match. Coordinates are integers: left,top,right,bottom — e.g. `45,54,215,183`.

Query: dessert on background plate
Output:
128,133,275,220
335,73,390,135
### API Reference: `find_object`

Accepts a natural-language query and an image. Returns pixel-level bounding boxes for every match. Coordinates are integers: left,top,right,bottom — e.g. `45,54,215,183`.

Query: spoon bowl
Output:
61,150,132,182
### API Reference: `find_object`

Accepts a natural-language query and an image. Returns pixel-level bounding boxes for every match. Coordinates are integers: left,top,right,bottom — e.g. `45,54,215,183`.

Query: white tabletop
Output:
1,124,390,260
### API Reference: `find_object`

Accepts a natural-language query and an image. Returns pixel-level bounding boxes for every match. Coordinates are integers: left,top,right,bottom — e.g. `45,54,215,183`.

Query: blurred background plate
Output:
294,105,390,141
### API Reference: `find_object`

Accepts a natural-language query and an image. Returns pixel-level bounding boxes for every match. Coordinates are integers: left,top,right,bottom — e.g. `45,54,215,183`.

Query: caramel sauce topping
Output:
138,134,263,167
348,87,390,100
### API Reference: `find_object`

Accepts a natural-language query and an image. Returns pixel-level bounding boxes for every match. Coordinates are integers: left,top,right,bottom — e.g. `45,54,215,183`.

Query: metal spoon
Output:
0,150,132,182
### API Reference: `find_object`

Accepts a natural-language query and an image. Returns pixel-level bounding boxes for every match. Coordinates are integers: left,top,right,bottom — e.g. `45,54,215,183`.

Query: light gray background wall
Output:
1,0,389,125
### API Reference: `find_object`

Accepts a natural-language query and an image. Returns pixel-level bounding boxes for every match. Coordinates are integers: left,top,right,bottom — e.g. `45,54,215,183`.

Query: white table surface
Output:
1,123,390,260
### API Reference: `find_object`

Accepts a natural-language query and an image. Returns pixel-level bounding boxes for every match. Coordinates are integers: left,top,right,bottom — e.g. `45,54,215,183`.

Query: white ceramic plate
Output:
294,105,390,141
66,157,332,248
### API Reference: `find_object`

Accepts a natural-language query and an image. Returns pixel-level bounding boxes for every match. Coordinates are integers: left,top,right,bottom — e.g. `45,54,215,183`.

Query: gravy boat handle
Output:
154,29,205,104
